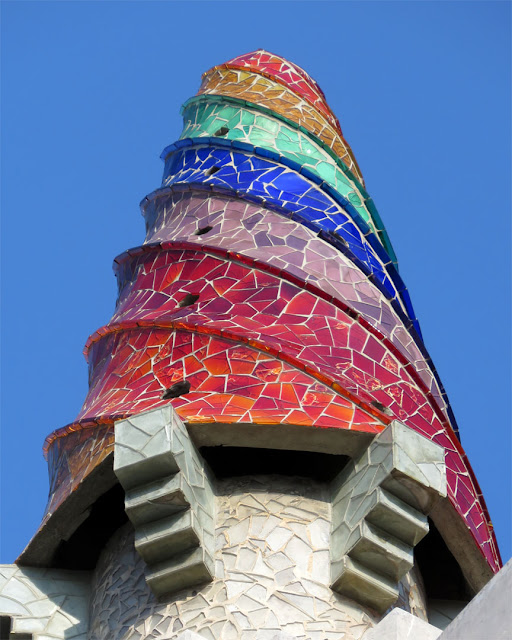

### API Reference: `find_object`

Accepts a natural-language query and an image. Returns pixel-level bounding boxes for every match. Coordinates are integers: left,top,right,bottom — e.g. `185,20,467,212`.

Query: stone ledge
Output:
135,510,202,564
332,556,399,612
346,520,413,580
17,454,117,568
366,487,429,546
362,608,441,640
124,474,190,526
145,547,213,596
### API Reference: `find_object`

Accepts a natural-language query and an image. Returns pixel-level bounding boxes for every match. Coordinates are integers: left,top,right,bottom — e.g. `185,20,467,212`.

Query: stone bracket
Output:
114,406,215,598
330,420,447,613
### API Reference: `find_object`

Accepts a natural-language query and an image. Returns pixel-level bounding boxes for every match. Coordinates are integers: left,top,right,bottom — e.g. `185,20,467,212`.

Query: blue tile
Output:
159,142,417,325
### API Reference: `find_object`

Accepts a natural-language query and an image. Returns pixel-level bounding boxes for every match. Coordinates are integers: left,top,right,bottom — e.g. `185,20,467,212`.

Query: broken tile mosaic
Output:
197,67,363,183
37,48,501,577
142,191,435,400
158,142,418,329
213,49,346,135
177,95,397,264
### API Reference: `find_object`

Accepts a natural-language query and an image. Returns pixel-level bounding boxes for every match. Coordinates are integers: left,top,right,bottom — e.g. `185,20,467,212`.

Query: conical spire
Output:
22,51,499,581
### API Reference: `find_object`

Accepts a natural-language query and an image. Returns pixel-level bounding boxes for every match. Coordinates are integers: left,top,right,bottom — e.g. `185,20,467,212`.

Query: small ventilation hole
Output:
161,380,191,400
205,166,220,176
370,400,393,416
178,293,199,308
332,231,348,247
195,225,213,236
214,126,229,137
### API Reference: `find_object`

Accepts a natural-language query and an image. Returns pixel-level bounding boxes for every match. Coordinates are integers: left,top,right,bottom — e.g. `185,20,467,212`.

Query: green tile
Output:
255,115,279,135
241,110,255,126
179,98,387,242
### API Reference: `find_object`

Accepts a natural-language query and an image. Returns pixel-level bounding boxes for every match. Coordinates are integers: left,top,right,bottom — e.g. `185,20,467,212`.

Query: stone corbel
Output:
114,406,215,598
330,421,447,613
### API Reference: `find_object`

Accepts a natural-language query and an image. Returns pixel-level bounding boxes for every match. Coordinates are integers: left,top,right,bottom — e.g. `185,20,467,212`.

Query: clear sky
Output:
1,1,510,566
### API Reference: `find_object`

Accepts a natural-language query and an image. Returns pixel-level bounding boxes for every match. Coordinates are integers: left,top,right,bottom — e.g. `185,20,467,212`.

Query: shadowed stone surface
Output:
0,565,90,639
438,558,512,640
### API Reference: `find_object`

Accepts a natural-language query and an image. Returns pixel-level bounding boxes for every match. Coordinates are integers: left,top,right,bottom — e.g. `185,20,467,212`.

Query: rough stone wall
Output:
88,476,428,640
0,565,90,639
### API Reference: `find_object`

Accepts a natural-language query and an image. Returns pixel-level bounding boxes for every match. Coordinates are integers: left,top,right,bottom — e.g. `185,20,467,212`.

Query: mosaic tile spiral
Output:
39,49,500,573
177,95,397,263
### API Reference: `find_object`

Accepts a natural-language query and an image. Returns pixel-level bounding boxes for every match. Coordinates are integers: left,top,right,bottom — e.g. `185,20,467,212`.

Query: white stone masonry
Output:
0,565,90,639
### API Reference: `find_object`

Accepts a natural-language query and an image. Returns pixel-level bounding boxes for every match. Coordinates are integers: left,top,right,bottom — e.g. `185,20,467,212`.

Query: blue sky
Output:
1,1,510,565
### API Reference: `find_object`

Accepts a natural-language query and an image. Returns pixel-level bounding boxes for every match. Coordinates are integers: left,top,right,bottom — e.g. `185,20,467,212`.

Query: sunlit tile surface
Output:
216,49,345,135
178,95,396,261
159,143,417,327
198,67,362,182
41,49,500,573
